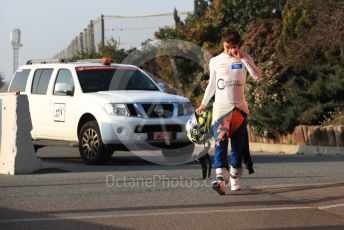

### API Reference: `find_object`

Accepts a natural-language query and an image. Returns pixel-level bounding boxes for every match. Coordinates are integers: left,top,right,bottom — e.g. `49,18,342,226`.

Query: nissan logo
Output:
154,105,164,116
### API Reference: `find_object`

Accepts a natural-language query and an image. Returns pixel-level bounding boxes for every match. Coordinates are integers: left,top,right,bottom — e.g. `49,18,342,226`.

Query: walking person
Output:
196,28,262,195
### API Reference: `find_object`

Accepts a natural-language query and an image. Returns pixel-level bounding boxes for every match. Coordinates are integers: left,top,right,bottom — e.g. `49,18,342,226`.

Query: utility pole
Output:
10,29,22,73
101,14,105,48
90,20,95,52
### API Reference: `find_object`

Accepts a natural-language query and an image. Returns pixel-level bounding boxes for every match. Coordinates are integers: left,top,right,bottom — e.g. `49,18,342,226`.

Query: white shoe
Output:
212,176,226,195
215,168,229,184
230,177,241,191
212,168,230,195
230,167,243,191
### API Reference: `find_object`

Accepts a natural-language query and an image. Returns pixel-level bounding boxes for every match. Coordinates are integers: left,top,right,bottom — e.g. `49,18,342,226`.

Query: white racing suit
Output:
201,52,262,174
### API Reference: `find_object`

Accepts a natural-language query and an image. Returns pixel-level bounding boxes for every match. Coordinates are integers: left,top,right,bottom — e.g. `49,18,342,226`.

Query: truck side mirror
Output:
54,83,74,96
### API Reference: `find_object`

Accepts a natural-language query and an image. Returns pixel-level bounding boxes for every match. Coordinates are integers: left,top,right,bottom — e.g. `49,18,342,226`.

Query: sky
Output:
0,0,194,82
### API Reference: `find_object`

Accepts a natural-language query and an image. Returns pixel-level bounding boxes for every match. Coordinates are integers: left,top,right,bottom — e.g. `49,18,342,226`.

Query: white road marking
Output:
0,206,313,223
1,203,343,223
318,203,344,210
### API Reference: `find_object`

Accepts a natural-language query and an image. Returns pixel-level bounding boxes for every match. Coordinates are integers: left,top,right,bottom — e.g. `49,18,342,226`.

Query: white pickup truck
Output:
8,59,194,164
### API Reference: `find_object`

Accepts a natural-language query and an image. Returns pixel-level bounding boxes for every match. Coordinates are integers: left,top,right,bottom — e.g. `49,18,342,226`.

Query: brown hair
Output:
221,28,241,46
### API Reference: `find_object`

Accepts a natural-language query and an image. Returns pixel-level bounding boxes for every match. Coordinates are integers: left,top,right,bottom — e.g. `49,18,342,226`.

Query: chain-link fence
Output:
53,12,190,59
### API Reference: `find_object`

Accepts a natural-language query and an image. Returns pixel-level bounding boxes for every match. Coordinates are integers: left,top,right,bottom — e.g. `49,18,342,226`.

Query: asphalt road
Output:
0,147,343,229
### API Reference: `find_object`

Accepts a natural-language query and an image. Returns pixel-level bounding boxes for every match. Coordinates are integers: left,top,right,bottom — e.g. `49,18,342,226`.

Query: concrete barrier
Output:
0,93,42,175
199,141,344,156
249,125,344,146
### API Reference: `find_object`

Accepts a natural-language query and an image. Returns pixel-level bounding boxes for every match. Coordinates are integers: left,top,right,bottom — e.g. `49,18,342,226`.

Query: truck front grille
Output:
141,103,174,118
126,103,178,118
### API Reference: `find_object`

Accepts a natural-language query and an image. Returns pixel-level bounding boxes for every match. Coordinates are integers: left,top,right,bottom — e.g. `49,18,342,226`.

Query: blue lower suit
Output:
212,108,253,173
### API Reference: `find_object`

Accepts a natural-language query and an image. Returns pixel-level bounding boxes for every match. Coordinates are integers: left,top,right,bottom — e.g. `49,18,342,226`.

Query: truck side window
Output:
53,69,75,96
31,69,53,95
8,69,31,92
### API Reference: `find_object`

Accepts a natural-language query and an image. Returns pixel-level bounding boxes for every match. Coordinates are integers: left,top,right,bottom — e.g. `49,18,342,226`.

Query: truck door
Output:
28,68,54,138
46,68,77,140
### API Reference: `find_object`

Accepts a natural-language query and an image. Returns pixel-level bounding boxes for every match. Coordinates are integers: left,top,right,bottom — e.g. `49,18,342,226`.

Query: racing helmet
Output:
186,110,212,144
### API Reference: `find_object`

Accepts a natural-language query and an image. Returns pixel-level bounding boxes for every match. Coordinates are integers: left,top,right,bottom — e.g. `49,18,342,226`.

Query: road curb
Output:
249,142,344,156
199,142,344,156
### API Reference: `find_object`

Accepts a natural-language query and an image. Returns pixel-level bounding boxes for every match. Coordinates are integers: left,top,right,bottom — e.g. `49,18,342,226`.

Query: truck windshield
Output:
76,66,159,93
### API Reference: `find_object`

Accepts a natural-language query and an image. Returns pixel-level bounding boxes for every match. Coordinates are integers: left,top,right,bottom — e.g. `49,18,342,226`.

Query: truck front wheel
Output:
78,120,112,164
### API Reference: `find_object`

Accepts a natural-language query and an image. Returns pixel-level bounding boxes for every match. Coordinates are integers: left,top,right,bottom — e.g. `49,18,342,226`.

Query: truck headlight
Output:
178,102,194,116
105,103,130,117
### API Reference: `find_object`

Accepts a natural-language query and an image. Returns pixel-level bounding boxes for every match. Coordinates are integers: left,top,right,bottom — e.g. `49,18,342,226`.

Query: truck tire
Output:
78,120,112,164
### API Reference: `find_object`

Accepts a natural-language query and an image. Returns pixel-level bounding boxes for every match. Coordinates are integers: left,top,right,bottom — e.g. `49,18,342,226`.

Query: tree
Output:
154,26,178,40
242,18,282,63
194,0,209,19
150,0,344,136
244,0,344,137
276,0,344,69
173,8,183,26
247,62,344,137
153,0,285,106
98,38,132,63
72,38,137,64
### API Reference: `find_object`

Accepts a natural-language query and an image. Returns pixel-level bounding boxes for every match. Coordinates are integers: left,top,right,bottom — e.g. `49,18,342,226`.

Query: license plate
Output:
153,132,173,140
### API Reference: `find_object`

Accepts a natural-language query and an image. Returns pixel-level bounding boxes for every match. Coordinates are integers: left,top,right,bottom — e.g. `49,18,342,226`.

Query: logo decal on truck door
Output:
53,103,66,122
